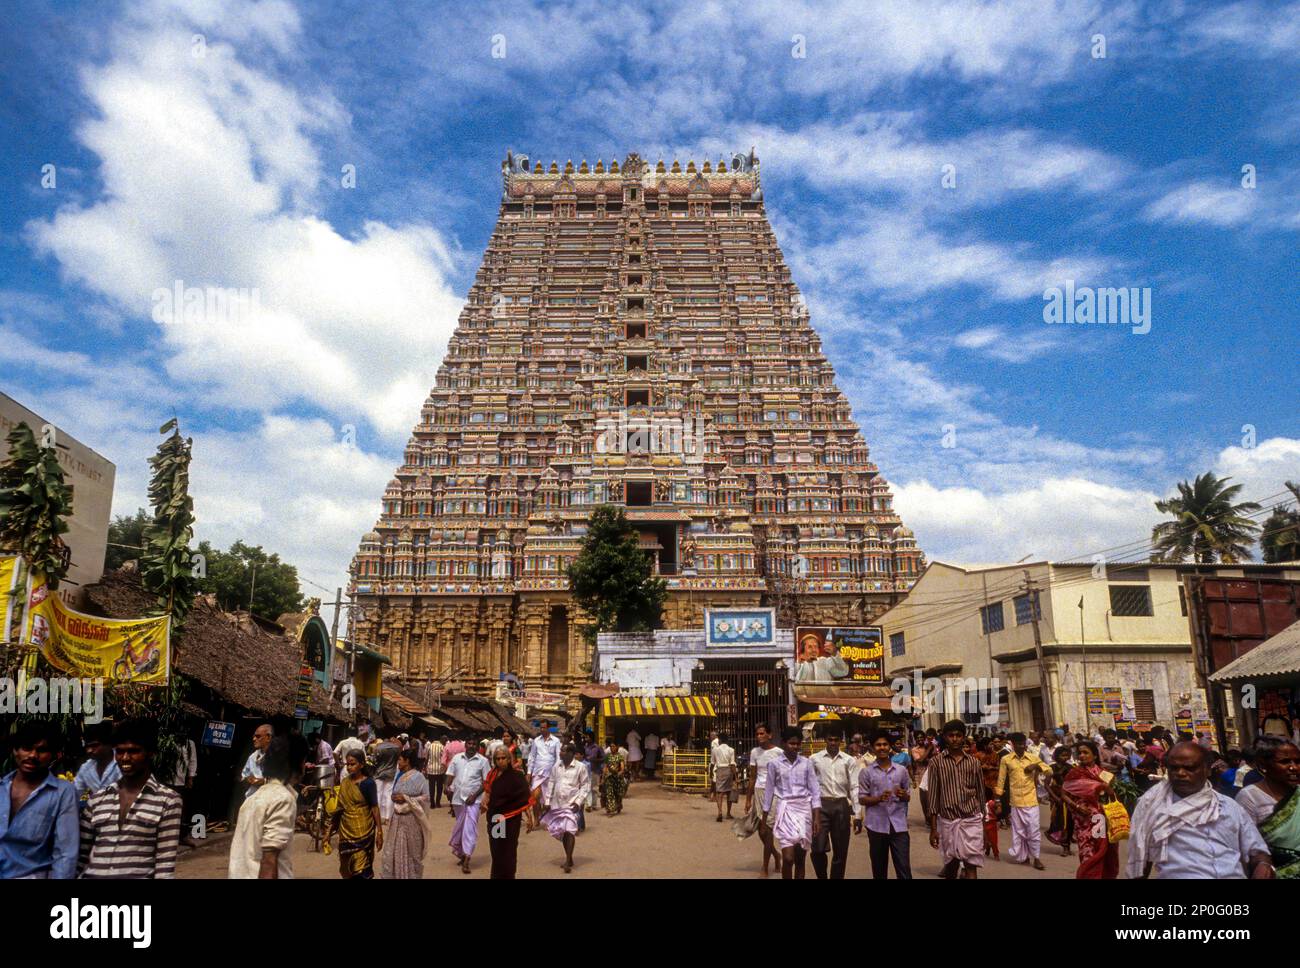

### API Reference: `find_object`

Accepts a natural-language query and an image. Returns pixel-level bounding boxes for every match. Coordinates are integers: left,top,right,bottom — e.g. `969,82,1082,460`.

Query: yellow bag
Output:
1103,799,1130,843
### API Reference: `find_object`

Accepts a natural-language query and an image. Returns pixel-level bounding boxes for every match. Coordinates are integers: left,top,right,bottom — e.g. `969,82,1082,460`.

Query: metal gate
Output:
691,661,788,759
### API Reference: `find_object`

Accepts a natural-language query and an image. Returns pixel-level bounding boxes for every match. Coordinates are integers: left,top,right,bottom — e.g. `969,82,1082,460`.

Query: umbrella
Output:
798,710,840,722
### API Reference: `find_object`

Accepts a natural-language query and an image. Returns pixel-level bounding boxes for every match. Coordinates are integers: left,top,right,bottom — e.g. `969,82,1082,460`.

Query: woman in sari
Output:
603,740,628,816
1237,737,1300,878
326,750,382,879
381,748,430,879
1061,740,1120,879
1045,745,1074,856
484,745,533,879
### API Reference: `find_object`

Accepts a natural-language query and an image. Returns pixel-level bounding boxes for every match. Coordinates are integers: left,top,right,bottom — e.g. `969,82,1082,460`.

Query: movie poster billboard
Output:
704,608,776,647
794,626,884,685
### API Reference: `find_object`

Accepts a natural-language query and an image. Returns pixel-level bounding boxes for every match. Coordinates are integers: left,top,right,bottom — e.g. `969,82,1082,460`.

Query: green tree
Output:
195,539,305,618
1260,481,1300,563
0,422,74,585
566,504,666,643
1151,472,1262,563
140,419,200,623
104,507,151,571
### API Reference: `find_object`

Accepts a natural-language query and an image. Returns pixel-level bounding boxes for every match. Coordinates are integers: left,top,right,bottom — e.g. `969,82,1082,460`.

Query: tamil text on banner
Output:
794,626,884,685
34,591,170,685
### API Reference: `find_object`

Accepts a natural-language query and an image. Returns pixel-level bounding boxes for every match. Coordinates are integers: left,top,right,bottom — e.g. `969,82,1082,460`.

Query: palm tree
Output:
1261,480,1300,563
1150,473,1262,563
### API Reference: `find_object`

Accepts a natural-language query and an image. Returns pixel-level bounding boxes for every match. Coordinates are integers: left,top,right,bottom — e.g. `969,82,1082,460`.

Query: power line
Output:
878,494,1297,638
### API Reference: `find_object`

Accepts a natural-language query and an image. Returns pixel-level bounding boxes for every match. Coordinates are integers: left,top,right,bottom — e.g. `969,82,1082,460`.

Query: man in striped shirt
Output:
78,719,183,879
925,719,986,880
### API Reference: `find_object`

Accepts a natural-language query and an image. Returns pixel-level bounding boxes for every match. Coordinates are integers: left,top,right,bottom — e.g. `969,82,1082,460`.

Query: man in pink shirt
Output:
442,736,467,816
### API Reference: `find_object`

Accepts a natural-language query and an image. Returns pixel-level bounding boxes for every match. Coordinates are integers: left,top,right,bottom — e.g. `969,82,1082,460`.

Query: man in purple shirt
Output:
761,726,822,880
858,731,912,879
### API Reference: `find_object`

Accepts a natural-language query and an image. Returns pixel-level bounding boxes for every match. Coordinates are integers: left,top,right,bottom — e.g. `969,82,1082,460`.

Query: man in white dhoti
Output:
761,726,822,880
541,744,591,873
994,732,1049,870
446,742,490,874
526,722,562,826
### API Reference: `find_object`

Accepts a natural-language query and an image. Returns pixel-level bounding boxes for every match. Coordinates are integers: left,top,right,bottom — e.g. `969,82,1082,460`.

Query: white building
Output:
878,560,1300,734
0,392,116,607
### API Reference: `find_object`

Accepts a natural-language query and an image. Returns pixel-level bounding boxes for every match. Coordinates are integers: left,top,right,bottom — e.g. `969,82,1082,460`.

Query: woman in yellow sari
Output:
326,750,383,879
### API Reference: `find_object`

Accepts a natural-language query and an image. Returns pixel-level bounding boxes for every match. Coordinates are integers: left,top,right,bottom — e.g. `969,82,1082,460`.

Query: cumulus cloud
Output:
26,1,464,439
894,476,1160,564
895,437,1300,566
187,415,395,593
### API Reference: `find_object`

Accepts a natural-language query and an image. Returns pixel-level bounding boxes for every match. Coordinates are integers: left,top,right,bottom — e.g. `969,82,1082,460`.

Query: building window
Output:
980,602,1005,634
1179,585,1187,617
1013,593,1041,625
1109,585,1153,617
890,632,905,657
1132,689,1156,722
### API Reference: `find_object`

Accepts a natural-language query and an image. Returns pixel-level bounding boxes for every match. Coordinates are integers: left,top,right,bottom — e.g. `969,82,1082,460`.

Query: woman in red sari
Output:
1062,740,1120,879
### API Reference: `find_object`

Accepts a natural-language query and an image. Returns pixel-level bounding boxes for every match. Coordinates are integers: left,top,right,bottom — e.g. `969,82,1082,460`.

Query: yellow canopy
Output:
601,695,717,718
798,710,841,722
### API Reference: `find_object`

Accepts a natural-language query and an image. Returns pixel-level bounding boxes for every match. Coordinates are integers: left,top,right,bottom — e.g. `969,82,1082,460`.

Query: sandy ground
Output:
179,778,1125,879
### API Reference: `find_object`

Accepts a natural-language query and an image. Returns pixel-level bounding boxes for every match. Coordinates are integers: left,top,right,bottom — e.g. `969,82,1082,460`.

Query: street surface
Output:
179,778,1127,878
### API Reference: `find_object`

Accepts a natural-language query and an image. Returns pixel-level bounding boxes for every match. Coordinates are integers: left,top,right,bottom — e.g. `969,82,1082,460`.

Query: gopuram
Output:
349,151,924,701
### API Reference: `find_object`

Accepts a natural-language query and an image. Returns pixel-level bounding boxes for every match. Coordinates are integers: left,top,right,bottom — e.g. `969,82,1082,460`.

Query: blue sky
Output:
1,0,1298,601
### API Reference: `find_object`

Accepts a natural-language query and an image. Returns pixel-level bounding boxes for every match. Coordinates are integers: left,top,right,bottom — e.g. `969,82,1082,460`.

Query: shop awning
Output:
793,684,919,712
602,695,716,717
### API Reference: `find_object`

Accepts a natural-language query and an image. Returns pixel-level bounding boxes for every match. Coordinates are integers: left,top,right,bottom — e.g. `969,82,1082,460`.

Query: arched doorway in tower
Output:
547,605,569,676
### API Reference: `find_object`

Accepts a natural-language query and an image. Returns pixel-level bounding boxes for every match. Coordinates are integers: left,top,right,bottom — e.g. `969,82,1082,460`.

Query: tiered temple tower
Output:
349,151,924,700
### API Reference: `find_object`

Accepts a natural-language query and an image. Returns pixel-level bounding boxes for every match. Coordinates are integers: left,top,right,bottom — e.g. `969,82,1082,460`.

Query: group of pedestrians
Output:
699,716,1300,881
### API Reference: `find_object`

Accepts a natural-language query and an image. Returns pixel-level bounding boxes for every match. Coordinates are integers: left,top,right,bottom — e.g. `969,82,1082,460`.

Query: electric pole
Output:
1023,570,1055,731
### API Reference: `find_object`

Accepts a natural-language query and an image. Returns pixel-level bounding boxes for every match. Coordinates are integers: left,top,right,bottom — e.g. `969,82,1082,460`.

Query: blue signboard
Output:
202,720,236,749
704,608,776,647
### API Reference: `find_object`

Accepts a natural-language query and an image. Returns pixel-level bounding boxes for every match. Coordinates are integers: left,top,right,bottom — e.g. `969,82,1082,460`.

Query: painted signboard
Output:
794,626,884,685
704,608,776,647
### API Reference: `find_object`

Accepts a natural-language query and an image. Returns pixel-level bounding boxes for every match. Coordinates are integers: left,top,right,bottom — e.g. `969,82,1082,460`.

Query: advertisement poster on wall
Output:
794,626,884,685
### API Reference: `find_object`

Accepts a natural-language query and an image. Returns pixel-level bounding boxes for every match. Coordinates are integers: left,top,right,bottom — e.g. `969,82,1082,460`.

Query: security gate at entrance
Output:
691,661,788,756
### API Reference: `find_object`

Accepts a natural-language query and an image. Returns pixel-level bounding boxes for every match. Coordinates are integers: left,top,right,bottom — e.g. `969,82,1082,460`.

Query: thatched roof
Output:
84,570,351,722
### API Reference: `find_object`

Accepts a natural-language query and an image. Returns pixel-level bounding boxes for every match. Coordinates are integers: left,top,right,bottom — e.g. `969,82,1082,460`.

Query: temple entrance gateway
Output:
348,151,923,702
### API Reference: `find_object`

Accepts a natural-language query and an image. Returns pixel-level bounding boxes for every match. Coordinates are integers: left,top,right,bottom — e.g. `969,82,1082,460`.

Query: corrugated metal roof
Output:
1209,619,1300,681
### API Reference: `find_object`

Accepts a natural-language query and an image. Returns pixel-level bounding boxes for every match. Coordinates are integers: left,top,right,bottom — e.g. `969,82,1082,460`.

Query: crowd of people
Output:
702,718,1299,881
3,713,1296,881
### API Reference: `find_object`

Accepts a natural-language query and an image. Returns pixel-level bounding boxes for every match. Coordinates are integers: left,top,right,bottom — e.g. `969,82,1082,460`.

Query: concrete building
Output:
0,391,116,607
594,627,791,751
879,559,1300,734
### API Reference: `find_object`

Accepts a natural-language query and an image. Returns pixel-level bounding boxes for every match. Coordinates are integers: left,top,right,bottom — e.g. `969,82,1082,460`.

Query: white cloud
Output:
1143,180,1259,228
188,415,394,597
1143,176,1300,232
952,324,1064,362
895,437,1300,566
1184,1,1300,59
26,2,464,440
731,117,1126,209
795,209,1114,301
1210,437,1300,508
894,476,1160,563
